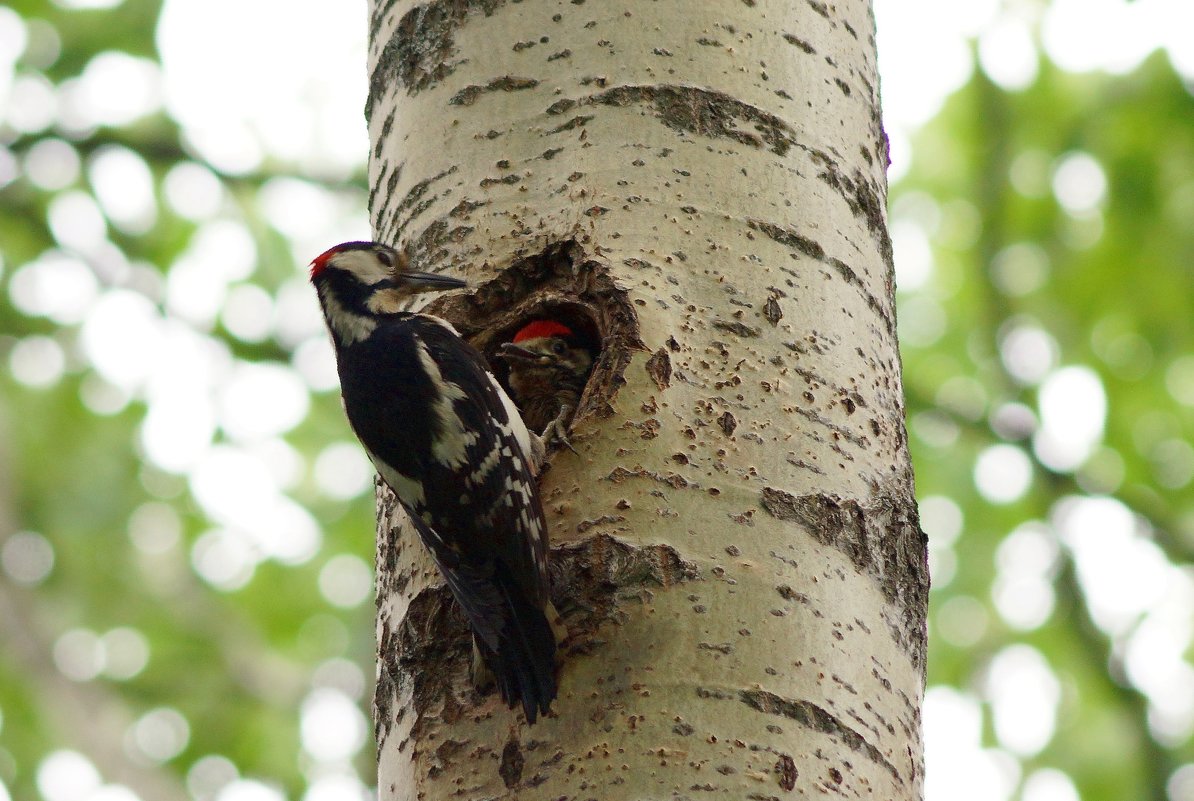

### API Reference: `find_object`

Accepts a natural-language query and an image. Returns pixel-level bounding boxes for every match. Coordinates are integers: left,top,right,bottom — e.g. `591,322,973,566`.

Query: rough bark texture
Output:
366,1,926,799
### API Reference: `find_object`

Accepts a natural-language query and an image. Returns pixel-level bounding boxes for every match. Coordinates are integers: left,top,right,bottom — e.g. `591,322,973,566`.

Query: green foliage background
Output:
1,2,1192,800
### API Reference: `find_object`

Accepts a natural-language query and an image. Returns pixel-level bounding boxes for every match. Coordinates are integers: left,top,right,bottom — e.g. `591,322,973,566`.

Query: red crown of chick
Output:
512,320,574,343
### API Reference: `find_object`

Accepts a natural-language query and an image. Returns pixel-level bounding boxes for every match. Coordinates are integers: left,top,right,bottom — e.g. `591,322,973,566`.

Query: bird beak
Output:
394,271,469,293
497,342,554,365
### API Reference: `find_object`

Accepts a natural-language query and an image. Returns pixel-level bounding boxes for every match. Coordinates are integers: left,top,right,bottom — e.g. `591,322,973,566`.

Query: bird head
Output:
310,241,467,345
309,241,467,301
498,320,594,382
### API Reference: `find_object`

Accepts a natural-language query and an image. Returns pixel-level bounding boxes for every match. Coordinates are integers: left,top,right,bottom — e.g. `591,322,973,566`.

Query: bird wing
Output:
340,315,549,607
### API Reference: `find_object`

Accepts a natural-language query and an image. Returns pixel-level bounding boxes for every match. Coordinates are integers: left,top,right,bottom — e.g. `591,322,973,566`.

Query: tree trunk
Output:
365,1,927,799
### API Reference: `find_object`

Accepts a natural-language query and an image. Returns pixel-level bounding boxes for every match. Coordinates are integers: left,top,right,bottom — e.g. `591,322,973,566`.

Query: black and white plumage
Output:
310,241,557,723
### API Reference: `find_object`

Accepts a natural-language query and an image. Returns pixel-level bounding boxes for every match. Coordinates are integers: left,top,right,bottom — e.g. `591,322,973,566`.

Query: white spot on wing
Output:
470,443,504,486
425,315,460,336
487,371,534,461
415,341,478,469
365,446,426,507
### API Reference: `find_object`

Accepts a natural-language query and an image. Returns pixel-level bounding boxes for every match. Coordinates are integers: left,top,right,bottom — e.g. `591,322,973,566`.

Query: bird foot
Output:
540,406,578,456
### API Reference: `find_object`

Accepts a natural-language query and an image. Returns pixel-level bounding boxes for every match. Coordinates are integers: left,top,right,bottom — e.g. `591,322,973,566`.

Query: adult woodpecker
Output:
498,320,594,447
309,241,557,723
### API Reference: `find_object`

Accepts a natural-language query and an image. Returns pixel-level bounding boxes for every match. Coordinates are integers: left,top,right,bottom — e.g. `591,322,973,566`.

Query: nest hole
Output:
423,241,642,426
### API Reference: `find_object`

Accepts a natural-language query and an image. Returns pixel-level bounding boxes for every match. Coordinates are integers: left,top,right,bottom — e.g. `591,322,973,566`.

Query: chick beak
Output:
498,342,555,366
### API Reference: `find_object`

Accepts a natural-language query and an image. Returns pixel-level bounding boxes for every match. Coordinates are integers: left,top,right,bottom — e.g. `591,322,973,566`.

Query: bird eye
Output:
376,250,394,268
551,340,567,354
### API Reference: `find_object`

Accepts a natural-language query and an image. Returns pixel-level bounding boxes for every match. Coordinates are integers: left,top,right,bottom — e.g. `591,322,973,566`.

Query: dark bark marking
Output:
782,33,816,54
740,690,900,783
813,160,893,268
750,219,895,340
367,0,510,120
786,455,826,476
379,165,458,244
448,198,487,218
369,0,402,43
594,85,798,156
777,754,798,791
385,165,403,197
759,489,927,672
499,738,524,787
404,219,476,265
576,514,627,533
375,107,397,159
545,97,575,115
480,173,521,187
791,405,871,450
718,411,737,436
368,161,402,225
374,581,472,747
548,533,699,646
712,319,761,338
545,84,799,155
450,75,539,106
605,466,691,489
646,348,672,390
775,584,809,604
764,295,783,326
547,114,594,134
804,0,831,20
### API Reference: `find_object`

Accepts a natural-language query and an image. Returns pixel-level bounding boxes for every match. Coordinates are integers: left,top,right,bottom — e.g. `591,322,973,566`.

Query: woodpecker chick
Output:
310,241,557,723
498,320,594,450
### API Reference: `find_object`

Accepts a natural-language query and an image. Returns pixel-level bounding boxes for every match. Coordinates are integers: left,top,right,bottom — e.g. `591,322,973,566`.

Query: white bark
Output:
366,1,926,799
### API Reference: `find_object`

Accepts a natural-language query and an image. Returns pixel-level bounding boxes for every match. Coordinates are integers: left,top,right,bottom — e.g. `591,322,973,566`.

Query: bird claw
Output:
541,407,578,456
525,407,577,475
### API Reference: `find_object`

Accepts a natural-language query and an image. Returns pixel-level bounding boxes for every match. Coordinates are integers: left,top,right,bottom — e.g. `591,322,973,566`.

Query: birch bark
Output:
365,2,927,799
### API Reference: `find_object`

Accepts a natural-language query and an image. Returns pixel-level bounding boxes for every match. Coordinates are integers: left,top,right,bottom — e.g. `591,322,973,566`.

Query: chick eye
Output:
376,250,394,268
551,340,567,354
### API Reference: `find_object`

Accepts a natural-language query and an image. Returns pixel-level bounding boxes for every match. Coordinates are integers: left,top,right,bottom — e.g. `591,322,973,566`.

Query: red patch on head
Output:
513,320,574,343
309,241,372,280
309,247,336,280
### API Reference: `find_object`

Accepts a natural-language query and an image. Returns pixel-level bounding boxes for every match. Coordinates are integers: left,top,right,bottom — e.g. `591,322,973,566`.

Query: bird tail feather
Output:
486,567,558,723
408,515,558,722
